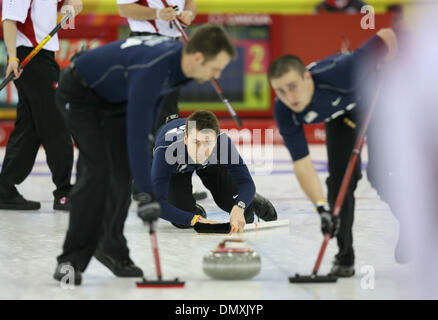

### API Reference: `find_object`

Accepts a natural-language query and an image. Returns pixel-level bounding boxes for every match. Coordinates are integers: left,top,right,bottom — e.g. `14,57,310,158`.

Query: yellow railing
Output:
81,0,433,15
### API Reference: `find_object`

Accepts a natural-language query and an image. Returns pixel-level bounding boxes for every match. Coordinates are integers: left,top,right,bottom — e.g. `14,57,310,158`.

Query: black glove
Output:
136,193,161,222
315,202,340,238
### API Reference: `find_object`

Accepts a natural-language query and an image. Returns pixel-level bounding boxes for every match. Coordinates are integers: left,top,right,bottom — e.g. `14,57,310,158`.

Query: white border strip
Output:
244,219,290,232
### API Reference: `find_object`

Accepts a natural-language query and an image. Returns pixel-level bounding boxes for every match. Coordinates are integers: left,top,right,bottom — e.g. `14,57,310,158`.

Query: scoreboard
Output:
179,25,271,116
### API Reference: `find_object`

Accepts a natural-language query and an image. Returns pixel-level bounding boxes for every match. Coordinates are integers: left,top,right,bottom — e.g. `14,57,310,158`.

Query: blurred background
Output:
0,0,431,147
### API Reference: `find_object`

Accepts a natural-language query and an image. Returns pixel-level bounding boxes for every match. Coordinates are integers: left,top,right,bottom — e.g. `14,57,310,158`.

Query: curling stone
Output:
203,239,261,280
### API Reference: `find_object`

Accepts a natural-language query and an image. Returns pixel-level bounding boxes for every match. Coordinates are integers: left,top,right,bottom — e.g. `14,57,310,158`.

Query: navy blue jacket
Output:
152,118,256,225
274,35,388,161
74,36,191,193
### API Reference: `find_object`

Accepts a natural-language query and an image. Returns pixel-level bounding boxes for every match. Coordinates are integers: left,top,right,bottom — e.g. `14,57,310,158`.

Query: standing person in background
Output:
315,0,368,14
118,0,196,39
117,0,207,201
0,0,82,211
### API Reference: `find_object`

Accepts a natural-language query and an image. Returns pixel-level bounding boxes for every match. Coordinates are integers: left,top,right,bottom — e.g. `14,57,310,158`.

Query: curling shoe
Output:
244,193,278,223
0,193,40,210
53,262,82,286
193,190,208,201
94,249,143,277
328,259,355,278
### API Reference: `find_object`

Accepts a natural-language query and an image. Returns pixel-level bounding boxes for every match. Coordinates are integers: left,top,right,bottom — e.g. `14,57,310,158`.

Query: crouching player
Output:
139,110,277,232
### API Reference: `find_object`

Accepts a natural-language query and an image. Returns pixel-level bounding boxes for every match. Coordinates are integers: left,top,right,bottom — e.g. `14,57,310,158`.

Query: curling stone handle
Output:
219,239,244,247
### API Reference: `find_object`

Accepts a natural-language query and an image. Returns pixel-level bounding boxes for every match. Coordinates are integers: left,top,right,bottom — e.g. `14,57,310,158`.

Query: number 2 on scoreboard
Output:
249,44,265,73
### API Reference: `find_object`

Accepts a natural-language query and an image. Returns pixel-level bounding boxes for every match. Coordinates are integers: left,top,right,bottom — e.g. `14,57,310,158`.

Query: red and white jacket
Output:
2,0,65,52
117,0,185,37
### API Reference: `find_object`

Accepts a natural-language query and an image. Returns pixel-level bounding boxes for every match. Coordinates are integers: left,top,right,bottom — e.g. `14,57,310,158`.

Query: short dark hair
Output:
268,55,307,80
184,24,237,63
185,110,220,136
387,4,403,14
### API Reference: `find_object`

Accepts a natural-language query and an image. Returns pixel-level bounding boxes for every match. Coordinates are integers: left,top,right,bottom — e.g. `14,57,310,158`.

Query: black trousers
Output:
56,68,132,271
325,114,362,266
0,46,73,199
126,31,180,136
152,89,180,135
130,87,180,195
168,165,239,214
127,31,180,194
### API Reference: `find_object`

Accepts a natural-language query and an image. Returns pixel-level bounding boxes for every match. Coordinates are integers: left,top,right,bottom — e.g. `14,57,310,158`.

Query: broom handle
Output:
149,221,163,280
0,12,72,92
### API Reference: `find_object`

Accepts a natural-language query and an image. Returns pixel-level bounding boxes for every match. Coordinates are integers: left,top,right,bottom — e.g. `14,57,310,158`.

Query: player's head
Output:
268,55,314,112
183,24,237,83
184,110,220,164
326,0,352,8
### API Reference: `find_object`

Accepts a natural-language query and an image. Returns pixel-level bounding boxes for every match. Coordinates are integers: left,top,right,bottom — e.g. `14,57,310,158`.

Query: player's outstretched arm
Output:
293,155,326,204
118,3,177,21
376,28,398,63
294,155,339,236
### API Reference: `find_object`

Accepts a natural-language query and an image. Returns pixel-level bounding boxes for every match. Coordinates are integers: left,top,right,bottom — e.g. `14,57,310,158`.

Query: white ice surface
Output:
0,145,414,300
